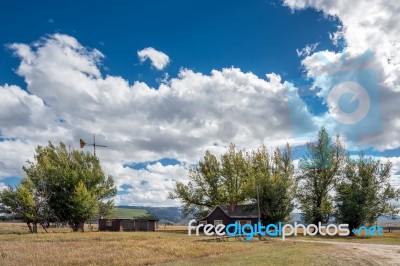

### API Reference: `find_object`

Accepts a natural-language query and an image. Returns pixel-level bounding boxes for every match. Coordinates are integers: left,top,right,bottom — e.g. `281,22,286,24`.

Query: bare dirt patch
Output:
288,239,400,265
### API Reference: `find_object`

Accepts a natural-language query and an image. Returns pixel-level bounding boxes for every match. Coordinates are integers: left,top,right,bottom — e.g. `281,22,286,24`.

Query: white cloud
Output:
137,47,170,70
296,43,319,57
0,34,315,206
0,140,37,178
284,0,400,151
282,1,400,199
103,161,188,206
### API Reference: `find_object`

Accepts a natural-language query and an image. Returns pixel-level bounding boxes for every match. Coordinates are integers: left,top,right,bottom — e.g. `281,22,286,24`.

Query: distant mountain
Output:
116,207,400,225
117,206,194,224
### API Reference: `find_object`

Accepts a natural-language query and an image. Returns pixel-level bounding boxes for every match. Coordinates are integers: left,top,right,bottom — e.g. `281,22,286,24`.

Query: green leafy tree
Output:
23,142,117,231
169,143,296,222
220,144,248,208
0,178,53,233
169,150,225,218
169,144,249,218
98,200,116,218
297,127,346,225
335,153,400,233
0,184,36,232
68,181,99,231
246,144,296,224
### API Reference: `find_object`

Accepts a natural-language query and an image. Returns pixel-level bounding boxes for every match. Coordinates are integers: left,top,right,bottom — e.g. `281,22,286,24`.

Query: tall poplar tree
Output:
335,153,400,233
297,127,346,224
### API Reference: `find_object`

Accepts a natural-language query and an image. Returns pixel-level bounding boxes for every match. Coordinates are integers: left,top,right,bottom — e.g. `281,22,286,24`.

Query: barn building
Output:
198,204,259,227
99,209,159,232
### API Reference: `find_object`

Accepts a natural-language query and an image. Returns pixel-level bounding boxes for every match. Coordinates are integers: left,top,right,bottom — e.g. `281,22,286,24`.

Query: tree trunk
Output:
72,223,78,232
27,222,33,233
79,222,85,232
69,221,86,232
33,223,38,233
40,223,49,233
69,221,77,231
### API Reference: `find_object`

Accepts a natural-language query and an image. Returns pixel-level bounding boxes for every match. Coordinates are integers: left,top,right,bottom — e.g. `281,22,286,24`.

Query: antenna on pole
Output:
80,134,107,157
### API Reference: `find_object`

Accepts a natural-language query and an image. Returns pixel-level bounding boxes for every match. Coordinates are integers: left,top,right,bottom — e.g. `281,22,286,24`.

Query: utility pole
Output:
79,134,107,231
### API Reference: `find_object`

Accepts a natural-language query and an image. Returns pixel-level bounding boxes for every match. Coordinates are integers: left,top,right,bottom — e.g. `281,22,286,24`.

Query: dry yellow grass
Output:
0,223,245,266
0,223,399,265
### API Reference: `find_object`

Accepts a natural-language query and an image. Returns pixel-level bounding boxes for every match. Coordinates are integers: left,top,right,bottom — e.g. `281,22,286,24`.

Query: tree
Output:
335,153,400,233
220,144,248,208
98,200,116,218
0,178,53,233
169,150,226,218
0,183,36,232
21,142,117,232
246,144,296,224
297,127,346,225
169,144,249,218
169,143,297,222
68,181,99,231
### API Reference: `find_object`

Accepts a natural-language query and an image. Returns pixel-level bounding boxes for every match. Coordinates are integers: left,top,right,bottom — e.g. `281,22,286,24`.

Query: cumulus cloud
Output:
106,162,188,206
137,47,170,70
284,0,400,151
4,0,400,205
282,0,400,198
0,34,314,205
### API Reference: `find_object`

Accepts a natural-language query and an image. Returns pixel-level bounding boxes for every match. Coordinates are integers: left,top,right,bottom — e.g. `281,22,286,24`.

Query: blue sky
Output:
0,0,399,206
0,1,339,88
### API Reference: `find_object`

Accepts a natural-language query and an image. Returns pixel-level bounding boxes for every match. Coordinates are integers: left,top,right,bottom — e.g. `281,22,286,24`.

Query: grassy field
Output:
0,222,399,265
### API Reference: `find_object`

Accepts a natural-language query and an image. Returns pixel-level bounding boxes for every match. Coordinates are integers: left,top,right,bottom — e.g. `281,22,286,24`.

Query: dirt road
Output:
290,239,400,265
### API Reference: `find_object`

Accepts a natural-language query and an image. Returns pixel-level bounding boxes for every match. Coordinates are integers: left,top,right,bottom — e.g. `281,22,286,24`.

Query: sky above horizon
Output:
1,0,400,206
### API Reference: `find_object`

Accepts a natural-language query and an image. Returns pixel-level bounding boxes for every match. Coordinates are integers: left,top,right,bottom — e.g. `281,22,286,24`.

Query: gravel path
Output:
289,239,400,265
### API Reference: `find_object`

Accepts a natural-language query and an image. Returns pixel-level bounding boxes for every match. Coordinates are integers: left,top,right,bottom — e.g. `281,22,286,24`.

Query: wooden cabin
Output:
99,209,159,232
198,204,259,227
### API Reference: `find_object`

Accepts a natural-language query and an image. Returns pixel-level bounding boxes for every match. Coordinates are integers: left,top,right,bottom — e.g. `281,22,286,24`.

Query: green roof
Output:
114,208,159,221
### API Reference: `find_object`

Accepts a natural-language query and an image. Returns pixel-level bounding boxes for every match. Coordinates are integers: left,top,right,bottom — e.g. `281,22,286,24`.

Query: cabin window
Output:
214,220,223,226
106,220,112,227
199,221,207,225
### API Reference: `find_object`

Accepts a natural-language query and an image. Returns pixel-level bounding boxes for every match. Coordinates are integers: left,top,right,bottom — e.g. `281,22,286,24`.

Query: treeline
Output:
0,142,116,233
169,127,400,233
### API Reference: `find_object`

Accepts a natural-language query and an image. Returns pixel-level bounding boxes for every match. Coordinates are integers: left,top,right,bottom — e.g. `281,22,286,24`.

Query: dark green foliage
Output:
0,142,117,232
335,153,400,233
246,144,296,224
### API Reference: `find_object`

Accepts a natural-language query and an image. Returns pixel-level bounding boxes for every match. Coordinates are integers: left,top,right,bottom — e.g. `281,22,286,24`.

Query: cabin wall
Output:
98,219,121,231
99,219,157,232
199,207,259,226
